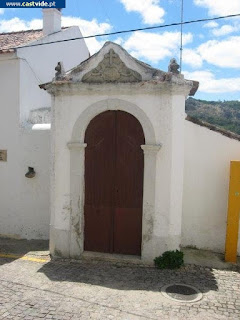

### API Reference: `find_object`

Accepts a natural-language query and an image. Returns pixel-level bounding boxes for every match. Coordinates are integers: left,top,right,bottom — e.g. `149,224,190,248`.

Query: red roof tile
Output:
0,29,44,53
0,27,70,53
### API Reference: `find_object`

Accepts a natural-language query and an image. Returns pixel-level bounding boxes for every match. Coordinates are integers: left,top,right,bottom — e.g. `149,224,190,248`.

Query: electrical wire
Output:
13,13,240,50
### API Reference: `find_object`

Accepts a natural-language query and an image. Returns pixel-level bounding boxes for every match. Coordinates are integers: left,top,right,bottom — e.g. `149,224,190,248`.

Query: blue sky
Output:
0,0,240,101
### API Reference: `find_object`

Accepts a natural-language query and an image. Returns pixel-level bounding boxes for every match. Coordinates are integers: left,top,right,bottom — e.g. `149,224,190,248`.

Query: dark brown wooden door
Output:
84,111,145,255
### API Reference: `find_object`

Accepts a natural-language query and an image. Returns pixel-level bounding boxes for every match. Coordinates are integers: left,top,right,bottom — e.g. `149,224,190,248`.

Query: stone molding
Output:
141,144,162,154
71,98,156,145
67,142,87,150
41,81,192,97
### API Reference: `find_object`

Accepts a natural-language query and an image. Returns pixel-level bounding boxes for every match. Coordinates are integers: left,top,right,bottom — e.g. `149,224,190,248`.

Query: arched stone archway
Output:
70,98,156,144
67,99,161,260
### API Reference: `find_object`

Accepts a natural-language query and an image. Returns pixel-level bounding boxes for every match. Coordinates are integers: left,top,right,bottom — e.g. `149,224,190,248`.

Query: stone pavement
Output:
0,240,240,319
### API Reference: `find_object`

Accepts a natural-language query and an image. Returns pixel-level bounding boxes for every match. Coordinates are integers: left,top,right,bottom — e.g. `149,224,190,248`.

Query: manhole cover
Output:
161,283,202,303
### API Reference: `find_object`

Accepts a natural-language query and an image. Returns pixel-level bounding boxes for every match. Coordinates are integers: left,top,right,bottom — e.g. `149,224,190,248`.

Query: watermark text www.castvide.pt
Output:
0,0,66,8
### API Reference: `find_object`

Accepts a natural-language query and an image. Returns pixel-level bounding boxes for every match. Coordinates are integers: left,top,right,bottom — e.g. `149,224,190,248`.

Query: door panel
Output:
84,111,145,255
114,208,142,255
84,205,112,252
114,111,144,254
84,111,115,253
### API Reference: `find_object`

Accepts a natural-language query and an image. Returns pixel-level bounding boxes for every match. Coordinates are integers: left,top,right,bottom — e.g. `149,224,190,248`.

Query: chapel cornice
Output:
40,41,198,97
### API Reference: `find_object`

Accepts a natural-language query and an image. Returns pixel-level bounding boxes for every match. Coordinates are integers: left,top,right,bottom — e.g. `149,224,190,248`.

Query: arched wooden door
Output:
84,110,145,255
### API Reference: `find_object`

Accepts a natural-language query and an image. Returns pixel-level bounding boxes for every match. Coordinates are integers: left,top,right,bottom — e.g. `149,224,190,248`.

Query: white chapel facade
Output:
41,42,198,262
1,26,240,261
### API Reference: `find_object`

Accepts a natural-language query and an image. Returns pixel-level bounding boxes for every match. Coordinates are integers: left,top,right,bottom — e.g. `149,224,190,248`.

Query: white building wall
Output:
182,120,240,254
18,27,89,84
2,32,240,252
19,59,50,124
0,55,50,239
0,129,50,239
0,26,89,240
49,87,187,262
18,26,89,123
0,55,20,238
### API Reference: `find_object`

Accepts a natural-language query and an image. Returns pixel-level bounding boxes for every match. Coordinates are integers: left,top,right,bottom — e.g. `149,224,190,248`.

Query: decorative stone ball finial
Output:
55,61,65,80
168,58,180,74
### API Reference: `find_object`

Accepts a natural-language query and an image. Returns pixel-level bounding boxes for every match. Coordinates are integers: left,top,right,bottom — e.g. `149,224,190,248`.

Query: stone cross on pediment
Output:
82,49,142,83
106,49,118,66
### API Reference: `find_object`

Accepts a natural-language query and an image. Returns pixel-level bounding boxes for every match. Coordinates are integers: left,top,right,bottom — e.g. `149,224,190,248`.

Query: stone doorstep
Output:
49,251,152,268
82,251,151,267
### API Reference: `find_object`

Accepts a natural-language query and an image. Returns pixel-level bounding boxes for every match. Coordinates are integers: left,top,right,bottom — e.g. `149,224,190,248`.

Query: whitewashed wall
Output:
2,31,240,250
49,87,187,262
0,55,50,239
0,27,89,240
18,27,89,123
182,120,240,254
0,128,50,239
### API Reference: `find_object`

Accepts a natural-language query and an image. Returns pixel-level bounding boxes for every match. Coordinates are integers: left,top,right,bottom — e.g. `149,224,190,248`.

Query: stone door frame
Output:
67,98,161,262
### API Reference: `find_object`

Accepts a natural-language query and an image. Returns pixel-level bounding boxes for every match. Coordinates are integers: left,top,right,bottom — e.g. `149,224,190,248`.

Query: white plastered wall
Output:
0,128,50,239
182,120,240,254
0,27,89,240
18,26,89,124
0,54,50,239
49,82,188,263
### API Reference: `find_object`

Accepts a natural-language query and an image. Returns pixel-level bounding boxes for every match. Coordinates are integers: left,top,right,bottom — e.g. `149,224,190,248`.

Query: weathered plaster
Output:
46,42,194,263
0,24,89,240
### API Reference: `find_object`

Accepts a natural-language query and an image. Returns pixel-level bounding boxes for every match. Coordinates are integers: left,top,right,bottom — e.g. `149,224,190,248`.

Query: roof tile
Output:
0,29,44,53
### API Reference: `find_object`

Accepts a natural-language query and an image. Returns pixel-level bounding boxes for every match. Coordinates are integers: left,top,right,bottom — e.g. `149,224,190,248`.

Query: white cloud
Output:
0,9,4,15
61,16,112,54
198,34,205,39
203,21,219,28
62,17,111,38
212,24,240,36
182,49,202,68
197,36,240,68
123,31,192,63
194,0,240,16
119,0,165,25
114,37,124,45
183,70,240,93
179,34,240,69
0,15,111,55
0,17,42,32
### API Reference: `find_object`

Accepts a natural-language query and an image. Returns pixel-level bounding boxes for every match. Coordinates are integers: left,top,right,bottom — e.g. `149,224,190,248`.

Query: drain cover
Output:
161,283,202,303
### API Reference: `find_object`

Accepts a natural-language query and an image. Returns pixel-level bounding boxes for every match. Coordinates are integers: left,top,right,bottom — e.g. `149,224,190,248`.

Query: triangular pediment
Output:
64,42,163,83
40,41,199,97
82,49,142,83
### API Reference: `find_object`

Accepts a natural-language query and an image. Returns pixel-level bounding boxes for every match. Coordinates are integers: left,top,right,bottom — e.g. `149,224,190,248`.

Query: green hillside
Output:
185,98,240,135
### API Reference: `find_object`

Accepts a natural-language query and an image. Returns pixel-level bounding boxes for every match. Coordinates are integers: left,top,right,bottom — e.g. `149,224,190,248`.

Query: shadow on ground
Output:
38,259,219,294
0,237,49,266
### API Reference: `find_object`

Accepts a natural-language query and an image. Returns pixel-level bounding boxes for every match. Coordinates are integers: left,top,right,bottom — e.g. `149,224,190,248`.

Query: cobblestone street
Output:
0,247,240,320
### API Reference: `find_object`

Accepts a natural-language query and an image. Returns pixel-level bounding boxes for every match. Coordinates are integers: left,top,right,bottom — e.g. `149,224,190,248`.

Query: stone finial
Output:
55,61,65,80
168,58,180,74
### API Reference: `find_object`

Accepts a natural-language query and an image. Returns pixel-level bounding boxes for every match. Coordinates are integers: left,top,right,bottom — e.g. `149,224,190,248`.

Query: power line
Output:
14,13,240,50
